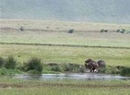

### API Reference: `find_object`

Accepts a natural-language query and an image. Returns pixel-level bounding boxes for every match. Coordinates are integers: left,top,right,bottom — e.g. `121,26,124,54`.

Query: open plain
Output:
0,19,130,95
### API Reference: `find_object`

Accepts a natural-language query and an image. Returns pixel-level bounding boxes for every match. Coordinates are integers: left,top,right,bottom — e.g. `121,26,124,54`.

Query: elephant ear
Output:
84,63,88,68
85,59,92,63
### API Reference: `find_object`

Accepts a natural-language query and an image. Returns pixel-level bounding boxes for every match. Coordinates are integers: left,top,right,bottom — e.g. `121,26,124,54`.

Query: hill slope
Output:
1,0,130,23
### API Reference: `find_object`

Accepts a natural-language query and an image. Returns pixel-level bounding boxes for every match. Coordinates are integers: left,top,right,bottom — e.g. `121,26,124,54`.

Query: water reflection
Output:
13,73,130,80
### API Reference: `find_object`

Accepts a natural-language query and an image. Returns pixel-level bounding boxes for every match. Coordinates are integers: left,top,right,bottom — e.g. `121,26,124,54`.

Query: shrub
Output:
120,29,125,34
63,63,73,72
63,63,81,72
68,29,74,34
20,26,24,31
79,65,86,73
117,29,126,34
4,56,16,69
100,29,104,33
117,29,120,33
104,30,108,32
98,68,106,73
23,57,43,74
0,57,5,67
51,65,61,72
120,67,130,76
100,29,108,33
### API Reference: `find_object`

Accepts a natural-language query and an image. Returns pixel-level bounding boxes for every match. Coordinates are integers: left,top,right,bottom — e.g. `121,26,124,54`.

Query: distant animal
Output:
97,60,106,68
84,59,99,72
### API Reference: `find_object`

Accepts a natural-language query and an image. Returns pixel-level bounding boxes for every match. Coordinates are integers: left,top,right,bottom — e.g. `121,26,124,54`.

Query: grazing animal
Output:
84,59,99,72
97,60,106,68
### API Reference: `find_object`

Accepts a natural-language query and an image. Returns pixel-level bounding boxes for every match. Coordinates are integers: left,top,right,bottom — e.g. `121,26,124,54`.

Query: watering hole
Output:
13,73,130,80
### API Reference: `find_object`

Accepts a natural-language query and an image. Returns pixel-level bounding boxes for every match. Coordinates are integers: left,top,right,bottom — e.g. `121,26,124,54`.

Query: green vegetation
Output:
1,44,130,66
117,29,125,34
4,56,16,69
0,57,5,67
0,56,23,75
0,56,17,70
68,29,74,33
19,26,24,31
100,29,108,33
0,76,130,95
22,57,43,74
1,20,130,48
0,68,22,75
0,19,130,94
121,67,130,76
0,56,43,75
0,54,130,76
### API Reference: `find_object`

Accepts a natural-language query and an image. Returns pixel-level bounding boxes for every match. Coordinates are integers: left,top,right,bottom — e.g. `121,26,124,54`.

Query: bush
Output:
79,65,86,73
104,66,120,74
117,29,120,33
20,26,24,31
100,29,108,33
63,63,74,72
51,65,61,72
100,29,104,33
98,68,106,73
68,29,74,34
117,29,125,34
23,57,43,74
0,57,5,67
62,63,81,72
4,56,16,69
120,67,130,76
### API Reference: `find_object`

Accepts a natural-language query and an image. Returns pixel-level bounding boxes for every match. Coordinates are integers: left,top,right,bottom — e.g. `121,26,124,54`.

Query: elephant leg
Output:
92,67,96,72
94,69,98,72
90,69,93,72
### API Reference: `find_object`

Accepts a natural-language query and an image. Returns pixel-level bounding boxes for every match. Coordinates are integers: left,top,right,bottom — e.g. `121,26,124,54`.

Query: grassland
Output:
0,44,130,67
0,76,130,95
0,19,130,70
1,19,130,47
0,19,130,94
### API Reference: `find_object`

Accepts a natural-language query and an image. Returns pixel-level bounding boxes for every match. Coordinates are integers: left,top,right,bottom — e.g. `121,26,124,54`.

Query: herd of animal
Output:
84,59,106,72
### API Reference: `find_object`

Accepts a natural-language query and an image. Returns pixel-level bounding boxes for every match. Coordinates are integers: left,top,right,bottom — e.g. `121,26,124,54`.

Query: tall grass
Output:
0,55,130,76
0,57,5,67
4,56,16,69
22,57,43,74
0,44,130,67
121,67,130,76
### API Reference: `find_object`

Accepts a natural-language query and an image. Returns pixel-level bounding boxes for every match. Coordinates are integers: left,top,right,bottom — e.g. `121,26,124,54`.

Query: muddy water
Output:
13,73,130,80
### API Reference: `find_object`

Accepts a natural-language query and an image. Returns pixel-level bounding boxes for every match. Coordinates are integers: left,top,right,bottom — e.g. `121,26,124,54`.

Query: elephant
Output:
84,59,99,72
97,60,106,68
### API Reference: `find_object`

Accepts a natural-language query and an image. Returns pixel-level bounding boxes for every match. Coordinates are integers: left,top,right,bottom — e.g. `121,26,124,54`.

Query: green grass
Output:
0,19,130,95
1,30,130,48
0,20,130,74
0,44,130,67
0,86,129,95
0,68,23,75
0,77,130,95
